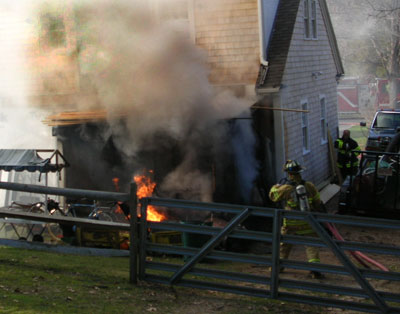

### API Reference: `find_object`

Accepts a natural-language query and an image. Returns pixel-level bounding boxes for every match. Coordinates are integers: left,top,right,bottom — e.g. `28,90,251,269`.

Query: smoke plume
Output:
33,0,259,204
0,1,55,149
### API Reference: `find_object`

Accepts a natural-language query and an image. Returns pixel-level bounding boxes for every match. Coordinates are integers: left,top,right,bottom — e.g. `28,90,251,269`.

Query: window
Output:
151,0,194,41
39,12,66,49
320,96,327,143
301,101,310,153
304,0,317,39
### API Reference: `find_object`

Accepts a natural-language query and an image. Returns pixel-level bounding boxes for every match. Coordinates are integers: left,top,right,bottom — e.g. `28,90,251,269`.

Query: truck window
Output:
374,113,396,128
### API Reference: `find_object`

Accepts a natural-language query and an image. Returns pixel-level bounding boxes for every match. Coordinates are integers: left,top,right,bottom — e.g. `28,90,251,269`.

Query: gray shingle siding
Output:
281,0,339,186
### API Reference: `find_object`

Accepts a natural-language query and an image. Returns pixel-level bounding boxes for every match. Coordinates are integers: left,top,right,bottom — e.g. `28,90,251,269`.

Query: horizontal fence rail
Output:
0,209,130,230
0,181,138,283
139,196,400,313
0,181,130,202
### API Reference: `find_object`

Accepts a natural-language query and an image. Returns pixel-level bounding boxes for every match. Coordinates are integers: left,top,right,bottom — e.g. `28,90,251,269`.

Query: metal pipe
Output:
0,181,129,202
251,106,309,113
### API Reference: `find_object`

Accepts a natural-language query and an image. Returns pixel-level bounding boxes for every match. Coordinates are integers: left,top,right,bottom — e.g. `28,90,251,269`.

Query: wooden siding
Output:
193,0,260,86
28,6,80,108
281,0,339,185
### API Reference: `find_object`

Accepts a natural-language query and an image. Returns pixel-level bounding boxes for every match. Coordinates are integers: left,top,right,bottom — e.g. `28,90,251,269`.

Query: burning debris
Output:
134,170,166,222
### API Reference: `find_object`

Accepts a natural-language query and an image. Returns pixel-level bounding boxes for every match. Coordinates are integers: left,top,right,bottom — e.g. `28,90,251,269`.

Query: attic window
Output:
39,12,66,48
303,0,317,39
152,0,195,42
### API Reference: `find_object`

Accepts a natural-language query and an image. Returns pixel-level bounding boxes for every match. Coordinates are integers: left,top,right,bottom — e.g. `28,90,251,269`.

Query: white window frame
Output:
301,99,310,154
320,95,327,144
303,0,317,39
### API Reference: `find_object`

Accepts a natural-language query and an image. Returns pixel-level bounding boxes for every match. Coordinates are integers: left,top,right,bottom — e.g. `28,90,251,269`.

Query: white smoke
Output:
32,0,259,204
71,0,251,154
0,1,55,149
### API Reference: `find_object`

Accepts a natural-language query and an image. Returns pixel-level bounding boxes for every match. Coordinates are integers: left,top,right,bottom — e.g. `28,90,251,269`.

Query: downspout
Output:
257,0,268,66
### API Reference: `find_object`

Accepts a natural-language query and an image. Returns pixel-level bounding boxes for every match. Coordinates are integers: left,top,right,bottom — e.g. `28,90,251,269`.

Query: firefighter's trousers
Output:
280,222,320,263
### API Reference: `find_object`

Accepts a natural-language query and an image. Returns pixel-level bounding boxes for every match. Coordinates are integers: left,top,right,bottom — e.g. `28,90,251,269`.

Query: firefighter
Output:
334,130,361,181
269,160,324,279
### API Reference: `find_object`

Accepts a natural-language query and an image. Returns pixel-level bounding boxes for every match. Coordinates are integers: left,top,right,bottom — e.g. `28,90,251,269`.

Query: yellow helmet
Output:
283,160,304,173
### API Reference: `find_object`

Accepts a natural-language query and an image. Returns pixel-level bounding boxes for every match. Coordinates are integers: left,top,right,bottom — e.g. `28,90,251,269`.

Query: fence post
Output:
139,198,148,280
129,183,138,284
270,209,282,299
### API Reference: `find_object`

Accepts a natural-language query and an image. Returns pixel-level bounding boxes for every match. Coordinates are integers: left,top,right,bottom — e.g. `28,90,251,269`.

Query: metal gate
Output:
137,197,400,313
0,181,399,313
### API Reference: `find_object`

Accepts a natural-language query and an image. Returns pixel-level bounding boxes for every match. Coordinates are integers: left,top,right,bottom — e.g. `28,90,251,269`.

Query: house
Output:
148,0,344,186
2,0,344,204
255,0,344,185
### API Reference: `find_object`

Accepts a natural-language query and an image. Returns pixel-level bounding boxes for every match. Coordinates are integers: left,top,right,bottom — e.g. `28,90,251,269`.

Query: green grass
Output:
0,246,324,313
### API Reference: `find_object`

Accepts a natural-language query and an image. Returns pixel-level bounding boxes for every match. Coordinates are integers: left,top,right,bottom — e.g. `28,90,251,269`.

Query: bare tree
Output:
367,0,400,108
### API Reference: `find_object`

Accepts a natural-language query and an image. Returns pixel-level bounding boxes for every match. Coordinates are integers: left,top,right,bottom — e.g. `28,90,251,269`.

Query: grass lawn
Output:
0,246,326,314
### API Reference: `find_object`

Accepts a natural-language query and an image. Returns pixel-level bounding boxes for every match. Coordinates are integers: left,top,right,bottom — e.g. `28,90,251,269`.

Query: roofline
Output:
318,0,345,76
256,86,281,94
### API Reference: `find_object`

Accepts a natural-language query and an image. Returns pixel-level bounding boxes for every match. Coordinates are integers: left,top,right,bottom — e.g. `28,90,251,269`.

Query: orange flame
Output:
134,172,166,222
114,203,124,214
112,177,120,192
114,202,130,220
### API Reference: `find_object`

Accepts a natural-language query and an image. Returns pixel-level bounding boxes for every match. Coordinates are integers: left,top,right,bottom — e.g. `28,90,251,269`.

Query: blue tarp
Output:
0,149,64,173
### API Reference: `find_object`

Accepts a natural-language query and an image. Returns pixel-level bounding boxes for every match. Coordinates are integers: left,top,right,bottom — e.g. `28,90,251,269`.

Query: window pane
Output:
303,127,308,149
310,0,317,38
321,120,326,140
312,19,317,38
304,19,310,38
304,0,309,18
311,0,316,18
304,0,310,38
302,103,308,125
320,98,326,117
39,13,66,48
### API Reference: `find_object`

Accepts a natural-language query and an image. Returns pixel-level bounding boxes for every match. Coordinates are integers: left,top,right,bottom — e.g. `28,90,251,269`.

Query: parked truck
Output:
339,110,400,219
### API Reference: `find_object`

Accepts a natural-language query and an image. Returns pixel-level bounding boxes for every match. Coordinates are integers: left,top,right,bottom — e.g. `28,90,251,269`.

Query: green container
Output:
181,221,212,248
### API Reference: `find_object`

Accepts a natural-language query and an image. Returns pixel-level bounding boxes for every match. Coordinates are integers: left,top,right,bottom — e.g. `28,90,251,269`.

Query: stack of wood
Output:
42,110,109,126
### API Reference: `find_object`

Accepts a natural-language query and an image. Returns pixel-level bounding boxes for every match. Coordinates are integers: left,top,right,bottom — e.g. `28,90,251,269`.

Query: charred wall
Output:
53,114,274,210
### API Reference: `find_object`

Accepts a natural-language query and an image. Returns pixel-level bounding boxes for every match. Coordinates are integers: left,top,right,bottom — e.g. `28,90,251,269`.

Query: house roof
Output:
257,0,344,90
43,111,108,126
257,0,301,89
319,0,344,76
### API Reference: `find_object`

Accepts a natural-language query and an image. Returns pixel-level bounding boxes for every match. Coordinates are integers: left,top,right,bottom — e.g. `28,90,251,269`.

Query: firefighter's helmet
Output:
283,160,304,173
